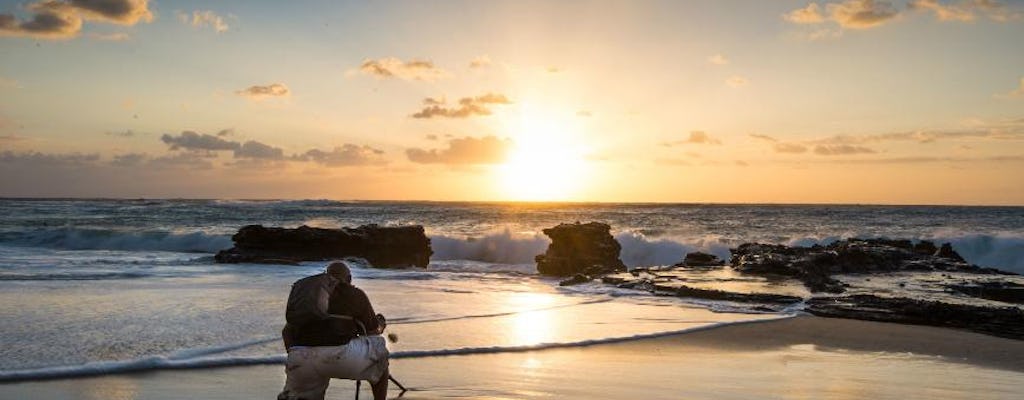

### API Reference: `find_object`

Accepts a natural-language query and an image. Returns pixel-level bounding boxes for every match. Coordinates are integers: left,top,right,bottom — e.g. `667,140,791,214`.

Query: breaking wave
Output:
430,229,1023,272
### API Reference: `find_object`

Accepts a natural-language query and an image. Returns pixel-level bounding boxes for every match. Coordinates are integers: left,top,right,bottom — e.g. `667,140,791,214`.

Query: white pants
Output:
278,335,390,400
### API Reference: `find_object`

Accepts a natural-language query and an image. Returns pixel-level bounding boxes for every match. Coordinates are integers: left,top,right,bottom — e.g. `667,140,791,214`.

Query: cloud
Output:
0,150,100,165
785,3,828,23
910,0,1022,22
784,0,900,30
70,0,152,25
830,0,900,28
236,83,290,100
813,144,877,155
298,144,386,167
1000,77,1024,98
359,57,450,81
88,31,128,41
576,110,592,117
749,134,809,153
663,131,721,146
178,10,229,33
707,54,730,65
0,134,27,142
110,152,145,167
406,136,512,164
0,0,151,39
411,93,512,119
147,151,215,169
234,140,284,160
726,76,749,88
0,2,83,39
161,130,240,151
469,55,492,68
105,129,137,137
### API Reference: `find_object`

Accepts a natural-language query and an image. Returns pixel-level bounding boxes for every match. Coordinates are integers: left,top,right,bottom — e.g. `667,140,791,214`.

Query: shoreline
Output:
3,315,1022,399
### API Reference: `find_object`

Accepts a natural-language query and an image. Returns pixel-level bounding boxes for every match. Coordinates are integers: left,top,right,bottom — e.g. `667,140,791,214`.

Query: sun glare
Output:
498,105,590,201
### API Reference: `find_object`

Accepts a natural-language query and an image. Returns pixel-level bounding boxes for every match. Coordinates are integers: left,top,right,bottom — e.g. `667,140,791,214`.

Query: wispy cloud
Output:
406,136,512,164
998,77,1024,98
750,134,809,153
909,0,1022,22
0,0,152,39
813,144,876,155
161,130,240,152
708,54,730,65
358,57,450,81
88,31,129,41
411,93,512,119
296,144,387,167
726,76,749,88
469,55,492,69
178,10,230,33
236,83,290,100
662,131,721,146
783,0,900,37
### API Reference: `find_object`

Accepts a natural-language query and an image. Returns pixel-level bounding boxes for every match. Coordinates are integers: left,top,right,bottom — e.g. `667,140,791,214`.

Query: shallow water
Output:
0,199,1022,380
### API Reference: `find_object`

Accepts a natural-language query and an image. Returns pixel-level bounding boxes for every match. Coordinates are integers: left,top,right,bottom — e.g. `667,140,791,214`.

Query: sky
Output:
1,0,1023,204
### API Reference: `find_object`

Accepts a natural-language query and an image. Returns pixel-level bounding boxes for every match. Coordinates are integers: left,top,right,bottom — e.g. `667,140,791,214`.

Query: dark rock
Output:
730,238,990,293
559,274,592,286
913,240,938,255
535,222,626,277
662,284,803,305
936,243,967,263
678,251,724,267
806,295,1024,340
214,224,432,268
949,282,1024,304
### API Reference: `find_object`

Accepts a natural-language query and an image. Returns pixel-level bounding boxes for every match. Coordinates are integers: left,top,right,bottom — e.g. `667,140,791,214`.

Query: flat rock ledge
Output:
806,295,1024,340
214,224,432,268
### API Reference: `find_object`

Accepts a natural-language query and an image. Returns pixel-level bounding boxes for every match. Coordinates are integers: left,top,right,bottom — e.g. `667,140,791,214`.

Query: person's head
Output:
325,261,352,285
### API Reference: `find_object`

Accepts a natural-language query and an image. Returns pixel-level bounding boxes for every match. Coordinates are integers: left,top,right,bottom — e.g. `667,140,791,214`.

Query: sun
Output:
497,105,590,201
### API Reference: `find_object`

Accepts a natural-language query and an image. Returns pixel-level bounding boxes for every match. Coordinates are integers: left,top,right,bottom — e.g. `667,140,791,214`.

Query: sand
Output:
2,316,1023,400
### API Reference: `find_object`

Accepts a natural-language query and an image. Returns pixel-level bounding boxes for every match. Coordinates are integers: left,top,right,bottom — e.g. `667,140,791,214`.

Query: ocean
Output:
0,199,1022,382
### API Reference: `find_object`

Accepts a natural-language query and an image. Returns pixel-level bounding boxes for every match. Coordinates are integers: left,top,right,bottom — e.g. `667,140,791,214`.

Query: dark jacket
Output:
283,283,381,348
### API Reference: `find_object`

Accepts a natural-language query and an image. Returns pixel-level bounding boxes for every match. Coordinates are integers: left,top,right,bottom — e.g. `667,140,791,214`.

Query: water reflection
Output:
507,292,557,345
82,377,138,400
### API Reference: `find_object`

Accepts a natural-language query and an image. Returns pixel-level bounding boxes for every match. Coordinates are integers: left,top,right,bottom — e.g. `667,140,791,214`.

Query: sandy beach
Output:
3,315,1022,400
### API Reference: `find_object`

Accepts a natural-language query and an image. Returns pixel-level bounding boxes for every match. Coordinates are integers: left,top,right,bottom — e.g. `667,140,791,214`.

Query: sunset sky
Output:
1,0,1023,204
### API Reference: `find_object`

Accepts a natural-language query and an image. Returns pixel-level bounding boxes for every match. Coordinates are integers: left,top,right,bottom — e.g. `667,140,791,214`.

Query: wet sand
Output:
3,315,1023,400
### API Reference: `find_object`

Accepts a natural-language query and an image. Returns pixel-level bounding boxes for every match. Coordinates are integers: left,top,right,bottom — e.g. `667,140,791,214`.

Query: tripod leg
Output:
355,380,361,400
388,374,408,393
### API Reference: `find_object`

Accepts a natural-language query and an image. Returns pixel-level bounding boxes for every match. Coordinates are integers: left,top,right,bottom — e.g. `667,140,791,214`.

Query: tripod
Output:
354,374,407,399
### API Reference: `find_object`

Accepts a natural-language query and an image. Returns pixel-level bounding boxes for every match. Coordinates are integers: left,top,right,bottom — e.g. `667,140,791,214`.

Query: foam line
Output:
0,314,796,383
168,336,280,360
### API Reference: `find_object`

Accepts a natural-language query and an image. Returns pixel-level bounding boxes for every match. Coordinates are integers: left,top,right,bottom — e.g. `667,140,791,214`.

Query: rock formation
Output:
729,238,993,293
214,224,432,268
535,222,626,277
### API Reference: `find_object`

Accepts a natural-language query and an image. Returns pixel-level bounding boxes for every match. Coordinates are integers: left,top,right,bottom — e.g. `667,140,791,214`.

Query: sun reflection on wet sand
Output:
82,376,139,400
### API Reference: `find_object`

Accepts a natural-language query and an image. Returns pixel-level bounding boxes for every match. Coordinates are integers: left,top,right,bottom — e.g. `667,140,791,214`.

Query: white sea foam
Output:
428,229,1024,272
430,230,549,264
0,314,795,382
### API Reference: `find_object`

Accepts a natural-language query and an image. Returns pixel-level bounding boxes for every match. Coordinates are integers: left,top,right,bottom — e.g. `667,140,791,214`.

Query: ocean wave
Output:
0,272,153,281
0,228,232,253
0,314,795,382
429,229,1024,272
430,230,549,264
